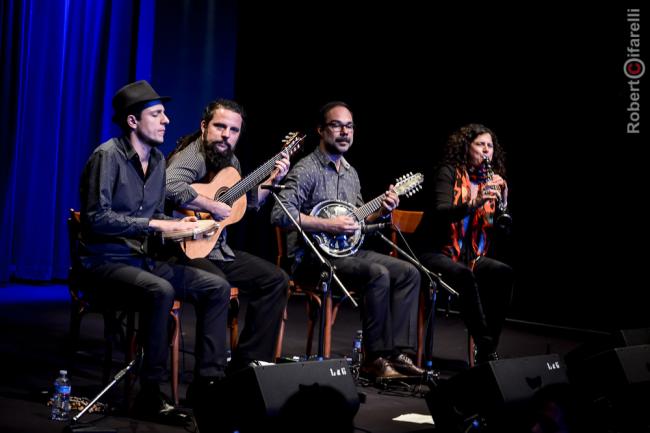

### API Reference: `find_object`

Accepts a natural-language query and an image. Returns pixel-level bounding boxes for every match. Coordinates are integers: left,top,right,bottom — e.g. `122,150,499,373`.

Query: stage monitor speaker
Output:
569,344,650,432
615,327,650,347
220,359,360,432
571,344,650,397
427,354,568,432
565,327,650,370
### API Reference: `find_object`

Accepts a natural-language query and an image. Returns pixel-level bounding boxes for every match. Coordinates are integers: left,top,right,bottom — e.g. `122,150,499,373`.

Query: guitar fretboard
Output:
353,196,385,220
218,151,286,205
217,134,303,205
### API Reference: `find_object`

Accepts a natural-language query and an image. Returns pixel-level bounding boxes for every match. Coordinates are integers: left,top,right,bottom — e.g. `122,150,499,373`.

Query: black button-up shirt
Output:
79,136,171,266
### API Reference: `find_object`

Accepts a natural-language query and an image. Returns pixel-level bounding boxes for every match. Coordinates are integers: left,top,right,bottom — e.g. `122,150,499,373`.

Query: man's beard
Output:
203,139,234,173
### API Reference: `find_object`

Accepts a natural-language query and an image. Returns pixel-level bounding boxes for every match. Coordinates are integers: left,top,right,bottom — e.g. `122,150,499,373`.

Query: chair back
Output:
67,209,82,265
67,209,87,304
390,210,424,256
274,226,286,269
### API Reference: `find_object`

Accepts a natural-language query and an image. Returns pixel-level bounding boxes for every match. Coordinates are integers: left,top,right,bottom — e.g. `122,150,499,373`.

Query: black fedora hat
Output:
112,80,170,122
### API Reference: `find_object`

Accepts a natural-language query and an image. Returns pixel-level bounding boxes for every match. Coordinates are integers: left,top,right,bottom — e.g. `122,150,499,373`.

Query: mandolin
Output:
310,172,424,257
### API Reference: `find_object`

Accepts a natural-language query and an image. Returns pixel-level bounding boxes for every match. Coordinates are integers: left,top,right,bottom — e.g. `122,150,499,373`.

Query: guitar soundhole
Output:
215,187,230,204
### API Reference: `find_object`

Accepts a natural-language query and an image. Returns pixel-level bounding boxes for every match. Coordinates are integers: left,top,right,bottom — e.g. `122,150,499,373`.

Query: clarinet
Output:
482,155,512,230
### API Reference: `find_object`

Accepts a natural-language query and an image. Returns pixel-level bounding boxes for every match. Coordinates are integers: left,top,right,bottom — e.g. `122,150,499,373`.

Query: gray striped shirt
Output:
166,138,258,261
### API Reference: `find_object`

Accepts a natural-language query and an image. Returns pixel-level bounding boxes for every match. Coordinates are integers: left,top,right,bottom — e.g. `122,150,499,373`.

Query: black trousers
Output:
296,249,420,357
188,250,289,363
85,258,231,384
420,252,513,353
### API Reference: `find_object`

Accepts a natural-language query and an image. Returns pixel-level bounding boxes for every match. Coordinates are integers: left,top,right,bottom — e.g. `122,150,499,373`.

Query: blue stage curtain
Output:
0,0,156,283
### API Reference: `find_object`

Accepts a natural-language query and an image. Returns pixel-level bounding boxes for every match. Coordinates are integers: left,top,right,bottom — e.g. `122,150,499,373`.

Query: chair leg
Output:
331,301,342,326
416,289,426,367
125,311,136,361
227,288,240,352
124,311,137,402
170,306,181,406
305,295,320,358
274,305,288,360
468,334,476,368
324,292,333,359
69,304,83,365
102,312,116,386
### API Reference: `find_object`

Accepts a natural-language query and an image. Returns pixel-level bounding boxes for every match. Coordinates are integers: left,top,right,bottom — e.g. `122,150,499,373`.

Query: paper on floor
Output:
392,413,434,425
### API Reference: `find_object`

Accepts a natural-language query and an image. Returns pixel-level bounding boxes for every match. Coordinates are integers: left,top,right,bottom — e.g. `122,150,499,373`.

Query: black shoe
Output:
132,389,192,426
186,375,223,408
360,357,406,379
475,350,499,365
389,353,425,376
226,358,273,376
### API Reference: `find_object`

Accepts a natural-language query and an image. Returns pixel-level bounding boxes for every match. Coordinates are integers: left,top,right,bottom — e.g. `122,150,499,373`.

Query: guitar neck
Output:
351,173,423,220
353,195,386,221
219,152,283,205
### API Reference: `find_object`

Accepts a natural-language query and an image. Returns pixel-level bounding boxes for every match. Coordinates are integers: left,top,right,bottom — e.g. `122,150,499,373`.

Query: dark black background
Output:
157,3,645,331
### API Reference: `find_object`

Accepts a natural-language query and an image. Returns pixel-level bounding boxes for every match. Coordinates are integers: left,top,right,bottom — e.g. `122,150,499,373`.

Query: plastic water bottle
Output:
352,330,363,366
51,370,71,421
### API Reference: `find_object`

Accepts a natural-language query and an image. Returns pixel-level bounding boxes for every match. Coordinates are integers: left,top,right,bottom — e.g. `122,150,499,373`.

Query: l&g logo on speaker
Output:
330,367,348,377
546,361,561,370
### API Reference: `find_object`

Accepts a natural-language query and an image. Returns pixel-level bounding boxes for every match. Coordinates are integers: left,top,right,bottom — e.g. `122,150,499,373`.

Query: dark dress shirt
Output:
79,136,171,267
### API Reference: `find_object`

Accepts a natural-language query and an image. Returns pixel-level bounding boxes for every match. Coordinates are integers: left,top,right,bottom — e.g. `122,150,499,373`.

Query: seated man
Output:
165,99,290,374
79,80,231,424
270,101,424,378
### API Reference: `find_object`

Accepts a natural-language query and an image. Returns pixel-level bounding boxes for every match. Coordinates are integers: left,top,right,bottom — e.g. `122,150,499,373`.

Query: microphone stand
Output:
269,191,355,360
369,229,458,371
62,351,142,432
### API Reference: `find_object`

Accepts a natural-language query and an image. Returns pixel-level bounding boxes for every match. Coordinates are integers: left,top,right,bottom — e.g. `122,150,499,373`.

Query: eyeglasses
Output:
325,121,355,132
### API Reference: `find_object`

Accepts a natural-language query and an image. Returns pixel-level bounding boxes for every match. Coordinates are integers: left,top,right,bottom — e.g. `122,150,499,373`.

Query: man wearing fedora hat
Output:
79,80,232,425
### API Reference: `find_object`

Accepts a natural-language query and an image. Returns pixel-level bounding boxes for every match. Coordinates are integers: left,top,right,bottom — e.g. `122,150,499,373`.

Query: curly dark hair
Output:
442,123,507,176
167,99,245,164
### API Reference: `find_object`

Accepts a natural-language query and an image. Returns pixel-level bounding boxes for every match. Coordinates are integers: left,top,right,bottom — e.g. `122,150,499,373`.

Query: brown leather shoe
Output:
389,353,425,376
360,357,406,379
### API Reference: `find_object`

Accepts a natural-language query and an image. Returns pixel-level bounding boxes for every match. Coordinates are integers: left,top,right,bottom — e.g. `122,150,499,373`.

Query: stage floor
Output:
0,283,587,433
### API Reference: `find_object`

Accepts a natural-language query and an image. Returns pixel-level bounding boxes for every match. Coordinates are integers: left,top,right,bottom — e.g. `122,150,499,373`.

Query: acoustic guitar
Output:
175,131,305,258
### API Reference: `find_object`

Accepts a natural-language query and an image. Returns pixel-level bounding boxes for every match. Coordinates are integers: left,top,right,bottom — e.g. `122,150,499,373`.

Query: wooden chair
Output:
274,227,356,359
388,210,426,366
68,209,239,405
389,209,475,368
67,209,147,387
